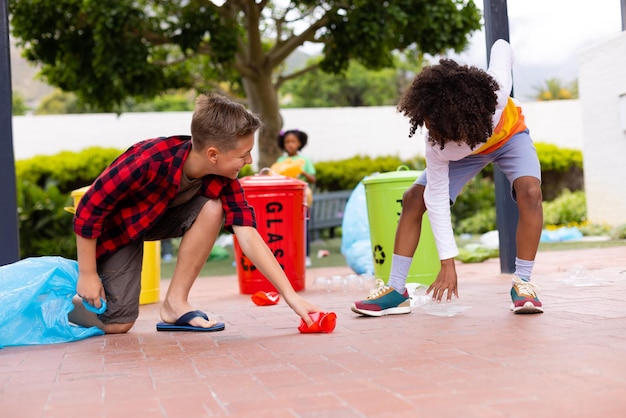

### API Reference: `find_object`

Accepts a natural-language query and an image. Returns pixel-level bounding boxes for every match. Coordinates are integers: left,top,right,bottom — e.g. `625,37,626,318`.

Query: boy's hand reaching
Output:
427,258,458,302
76,271,106,310
283,292,320,327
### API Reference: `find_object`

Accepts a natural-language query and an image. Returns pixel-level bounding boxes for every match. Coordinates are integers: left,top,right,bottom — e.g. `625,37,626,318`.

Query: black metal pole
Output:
0,0,20,266
483,0,517,274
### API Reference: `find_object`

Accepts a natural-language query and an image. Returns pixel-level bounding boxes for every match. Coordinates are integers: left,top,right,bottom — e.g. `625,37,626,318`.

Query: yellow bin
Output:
68,186,161,305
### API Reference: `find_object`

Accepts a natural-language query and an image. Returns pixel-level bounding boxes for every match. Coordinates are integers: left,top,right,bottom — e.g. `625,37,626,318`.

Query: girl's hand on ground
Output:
427,259,458,302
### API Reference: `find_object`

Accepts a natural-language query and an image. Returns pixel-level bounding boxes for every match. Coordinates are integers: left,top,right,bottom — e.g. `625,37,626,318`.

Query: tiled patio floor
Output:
1,246,626,417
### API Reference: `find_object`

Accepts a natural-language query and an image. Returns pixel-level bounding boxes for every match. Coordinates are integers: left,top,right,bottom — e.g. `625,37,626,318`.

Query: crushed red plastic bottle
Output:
298,312,337,333
251,291,280,306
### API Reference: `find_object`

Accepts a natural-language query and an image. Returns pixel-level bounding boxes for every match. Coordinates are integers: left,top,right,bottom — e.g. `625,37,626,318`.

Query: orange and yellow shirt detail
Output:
472,97,527,155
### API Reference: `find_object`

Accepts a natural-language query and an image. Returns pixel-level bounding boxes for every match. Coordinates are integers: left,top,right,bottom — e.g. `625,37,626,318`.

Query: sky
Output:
448,0,623,99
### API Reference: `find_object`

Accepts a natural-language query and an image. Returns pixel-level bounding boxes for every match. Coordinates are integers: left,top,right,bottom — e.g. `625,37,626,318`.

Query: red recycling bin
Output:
233,173,308,294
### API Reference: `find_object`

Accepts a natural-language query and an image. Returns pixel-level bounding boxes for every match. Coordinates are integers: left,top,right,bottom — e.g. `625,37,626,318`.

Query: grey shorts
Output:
96,195,211,324
415,130,541,203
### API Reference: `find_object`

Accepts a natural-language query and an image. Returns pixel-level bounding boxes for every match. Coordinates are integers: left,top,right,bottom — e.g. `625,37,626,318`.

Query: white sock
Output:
514,257,534,282
388,254,413,293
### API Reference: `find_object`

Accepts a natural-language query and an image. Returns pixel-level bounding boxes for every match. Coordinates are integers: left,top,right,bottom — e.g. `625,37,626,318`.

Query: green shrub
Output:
451,175,495,231
478,142,583,201
542,189,586,226
17,180,76,258
11,142,589,257
15,147,122,259
457,245,499,263
535,143,583,171
578,223,612,236
456,207,497,235
610,224,626,239
16,147,123,193
315,155,425,191
239,165,256,178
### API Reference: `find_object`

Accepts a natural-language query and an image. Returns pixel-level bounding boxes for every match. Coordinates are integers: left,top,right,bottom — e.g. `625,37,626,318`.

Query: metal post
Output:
622,0,626,31
0,0,20,265
483,0,517,273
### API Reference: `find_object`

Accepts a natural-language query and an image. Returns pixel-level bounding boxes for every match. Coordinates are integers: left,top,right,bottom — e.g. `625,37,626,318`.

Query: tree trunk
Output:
242,71,283,170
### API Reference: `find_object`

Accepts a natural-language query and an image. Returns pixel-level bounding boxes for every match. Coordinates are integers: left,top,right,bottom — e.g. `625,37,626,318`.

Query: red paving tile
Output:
1,246,626,417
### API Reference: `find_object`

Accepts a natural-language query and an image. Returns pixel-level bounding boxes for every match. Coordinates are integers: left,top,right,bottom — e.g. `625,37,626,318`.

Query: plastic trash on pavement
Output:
298,312,337,333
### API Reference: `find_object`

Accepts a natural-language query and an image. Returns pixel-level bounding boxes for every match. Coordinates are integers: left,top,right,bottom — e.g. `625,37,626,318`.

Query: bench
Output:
308,189,353,241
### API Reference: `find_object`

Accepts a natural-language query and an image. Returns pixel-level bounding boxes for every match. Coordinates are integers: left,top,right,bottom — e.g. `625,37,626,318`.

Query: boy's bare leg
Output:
68,297,105,328
68,298,135,334
159,199,223,328
513,176,543,261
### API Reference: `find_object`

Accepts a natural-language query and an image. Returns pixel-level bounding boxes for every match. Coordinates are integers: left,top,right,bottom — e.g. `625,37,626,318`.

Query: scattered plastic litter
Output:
317,249,330,258
215,234,234,247
312,273,376,293
480,230,500,249
421,303,472,317
405,283,431,308
556,265,608,287
298,312,337,333
405,283,471,317
251,291,280,306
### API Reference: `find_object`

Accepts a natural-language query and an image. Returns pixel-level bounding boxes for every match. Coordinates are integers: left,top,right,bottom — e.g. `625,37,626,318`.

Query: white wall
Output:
11,101,584,165
521,100,583,149
578,32,626,226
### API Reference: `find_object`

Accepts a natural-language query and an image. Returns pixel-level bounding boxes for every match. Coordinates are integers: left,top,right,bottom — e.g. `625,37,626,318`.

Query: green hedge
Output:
15,147,123,193
314,155,426,191
13,141,585,258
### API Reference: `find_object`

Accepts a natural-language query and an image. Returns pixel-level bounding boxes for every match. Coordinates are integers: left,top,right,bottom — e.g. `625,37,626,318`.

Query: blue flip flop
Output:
156,310,225,332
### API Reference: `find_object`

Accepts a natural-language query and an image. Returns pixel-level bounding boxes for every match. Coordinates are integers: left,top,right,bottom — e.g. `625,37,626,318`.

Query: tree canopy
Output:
283,52,423,108
9,0,482,167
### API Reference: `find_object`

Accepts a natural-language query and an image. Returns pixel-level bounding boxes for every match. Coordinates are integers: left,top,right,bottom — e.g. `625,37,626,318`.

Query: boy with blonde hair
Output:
71,94,319,333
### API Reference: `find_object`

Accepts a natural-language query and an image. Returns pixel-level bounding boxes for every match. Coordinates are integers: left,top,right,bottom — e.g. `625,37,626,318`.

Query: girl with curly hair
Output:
352,39,544,317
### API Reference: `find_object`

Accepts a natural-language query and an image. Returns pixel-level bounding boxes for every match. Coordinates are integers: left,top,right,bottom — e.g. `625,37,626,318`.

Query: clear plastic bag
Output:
0,256,104,348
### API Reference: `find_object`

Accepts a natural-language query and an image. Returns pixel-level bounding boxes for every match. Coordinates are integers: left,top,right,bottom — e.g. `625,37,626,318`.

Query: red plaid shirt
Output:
73,135,256,258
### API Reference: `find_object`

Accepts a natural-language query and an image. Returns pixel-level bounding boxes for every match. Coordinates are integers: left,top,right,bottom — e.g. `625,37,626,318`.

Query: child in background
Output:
70,94,320,334
273,129,317,266
352,39,544,316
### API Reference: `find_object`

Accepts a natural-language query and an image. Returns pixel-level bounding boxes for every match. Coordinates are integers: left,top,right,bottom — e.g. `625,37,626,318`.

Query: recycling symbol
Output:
373,244,386,265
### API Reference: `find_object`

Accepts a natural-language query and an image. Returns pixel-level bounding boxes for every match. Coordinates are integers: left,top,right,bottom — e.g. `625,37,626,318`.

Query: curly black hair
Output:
277,129,308,151
397,59,499,150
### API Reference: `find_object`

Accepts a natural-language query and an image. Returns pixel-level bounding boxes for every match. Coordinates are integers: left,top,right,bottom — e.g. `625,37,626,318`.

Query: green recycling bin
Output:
362,166,440,286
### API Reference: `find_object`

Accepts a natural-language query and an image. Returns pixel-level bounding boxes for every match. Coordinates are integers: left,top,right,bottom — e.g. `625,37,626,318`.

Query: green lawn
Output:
159,235,626,279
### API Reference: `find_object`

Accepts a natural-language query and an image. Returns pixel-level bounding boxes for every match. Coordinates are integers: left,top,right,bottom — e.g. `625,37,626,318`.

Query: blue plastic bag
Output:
0,256,104,348
341,180,375,275
540,226,583,243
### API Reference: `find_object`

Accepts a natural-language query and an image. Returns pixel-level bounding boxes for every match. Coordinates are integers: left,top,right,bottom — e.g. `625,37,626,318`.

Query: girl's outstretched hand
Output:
427,258,458,302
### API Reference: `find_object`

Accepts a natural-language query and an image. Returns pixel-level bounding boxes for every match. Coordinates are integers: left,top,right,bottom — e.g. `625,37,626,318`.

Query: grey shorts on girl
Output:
415,130,541,203
96,195,211,324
